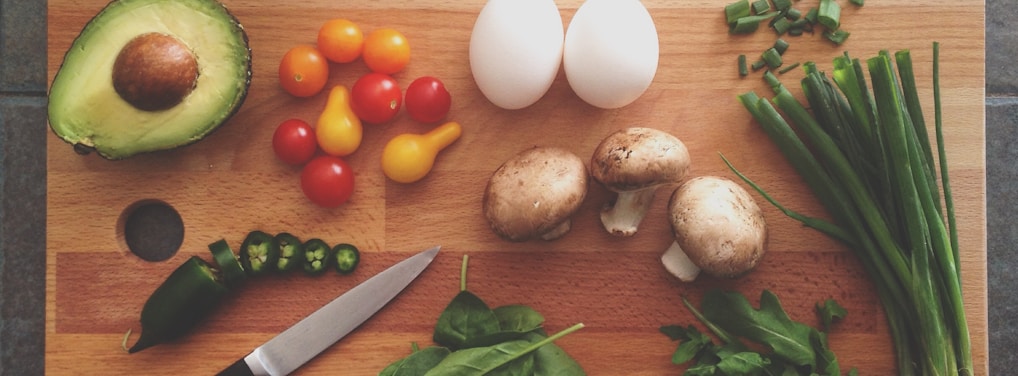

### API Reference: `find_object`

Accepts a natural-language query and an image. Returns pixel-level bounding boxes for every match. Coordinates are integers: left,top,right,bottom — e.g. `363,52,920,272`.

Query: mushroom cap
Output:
668,176,767,278
483,147,589,241
590,127,691,192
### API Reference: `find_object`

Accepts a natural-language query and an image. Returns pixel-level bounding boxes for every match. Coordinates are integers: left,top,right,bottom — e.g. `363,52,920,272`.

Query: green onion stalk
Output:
729,42,972,375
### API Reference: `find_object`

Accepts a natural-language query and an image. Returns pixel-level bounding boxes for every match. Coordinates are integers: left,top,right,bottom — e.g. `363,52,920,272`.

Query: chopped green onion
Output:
805,7,819,24
791,18,810,30
824,29,851,45
778,62,801,74
761,47,783,68
725,0,752,24
763,70,783,91
788,27,805,36
772,17,794,35
851,0,864,5
774,38,790,54
772,0,792,11
818,0,841,30
751,59,767,71
752,0,771,14
785,8,802,20
730,11,779,34
738,54,749,76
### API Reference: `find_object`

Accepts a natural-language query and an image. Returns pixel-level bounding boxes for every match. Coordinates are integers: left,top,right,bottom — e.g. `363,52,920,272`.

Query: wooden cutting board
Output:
46,0,988,374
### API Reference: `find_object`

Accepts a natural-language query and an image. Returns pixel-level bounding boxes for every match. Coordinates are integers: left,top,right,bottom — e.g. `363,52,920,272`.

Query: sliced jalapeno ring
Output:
273,232,303,272
332,243,360,275
302,238,333,275
240,230,278,276
209,239,246,286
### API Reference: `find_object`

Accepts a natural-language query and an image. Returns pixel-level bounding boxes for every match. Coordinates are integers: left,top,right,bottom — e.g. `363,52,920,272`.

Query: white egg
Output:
469,0,564,110
564,0,659,109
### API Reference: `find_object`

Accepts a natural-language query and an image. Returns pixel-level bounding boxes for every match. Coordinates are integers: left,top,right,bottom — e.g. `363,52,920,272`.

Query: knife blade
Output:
217,245,441,376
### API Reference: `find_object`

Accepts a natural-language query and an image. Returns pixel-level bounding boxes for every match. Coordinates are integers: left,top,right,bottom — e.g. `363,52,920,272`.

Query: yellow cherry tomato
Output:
316,86,363,157
381,122,462,183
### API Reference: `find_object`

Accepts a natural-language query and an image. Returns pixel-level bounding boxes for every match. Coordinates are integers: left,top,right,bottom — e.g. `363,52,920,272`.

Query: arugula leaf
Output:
716,352,770,376
662,289,852,376
700,290,817,368
815,299,847,331
659,325,713,364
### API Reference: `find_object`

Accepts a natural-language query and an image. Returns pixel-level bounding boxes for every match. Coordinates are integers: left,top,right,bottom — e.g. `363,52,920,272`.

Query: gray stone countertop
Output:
1,1,1012,374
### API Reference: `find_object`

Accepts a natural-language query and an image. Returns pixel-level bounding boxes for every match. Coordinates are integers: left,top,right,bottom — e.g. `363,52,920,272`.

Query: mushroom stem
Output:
661,241,701,282
600,187,658,237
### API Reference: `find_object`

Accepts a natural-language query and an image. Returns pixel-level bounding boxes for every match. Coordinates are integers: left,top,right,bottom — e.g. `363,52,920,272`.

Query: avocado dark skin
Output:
48,0,252,160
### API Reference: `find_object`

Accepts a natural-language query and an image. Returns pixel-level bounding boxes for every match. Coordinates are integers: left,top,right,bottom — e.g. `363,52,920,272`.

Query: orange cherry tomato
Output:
362,28,410,74
278,45,329,97
317,19,363,63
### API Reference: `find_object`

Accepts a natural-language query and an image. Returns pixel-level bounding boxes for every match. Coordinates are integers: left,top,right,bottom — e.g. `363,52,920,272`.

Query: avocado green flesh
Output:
48,0,251,160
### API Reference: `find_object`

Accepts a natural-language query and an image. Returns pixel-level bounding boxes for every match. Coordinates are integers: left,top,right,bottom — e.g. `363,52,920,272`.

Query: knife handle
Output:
217,358,256,376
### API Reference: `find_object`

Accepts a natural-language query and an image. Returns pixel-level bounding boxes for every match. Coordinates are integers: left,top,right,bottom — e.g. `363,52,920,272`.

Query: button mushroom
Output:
661,175,767,282
590,127,691,237
483,147,589,241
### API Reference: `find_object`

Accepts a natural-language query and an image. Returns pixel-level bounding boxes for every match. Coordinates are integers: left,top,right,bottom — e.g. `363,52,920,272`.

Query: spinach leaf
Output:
380,346,452,376
433,290,502,350
524,332,586,376
383,255,586,375
458,304,547,348
494,305,545,333
422,340,535,376
423,324,584,376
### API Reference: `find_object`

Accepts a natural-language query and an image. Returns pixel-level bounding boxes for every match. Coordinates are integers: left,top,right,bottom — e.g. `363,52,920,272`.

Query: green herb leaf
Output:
716,352,770,376
816,299,847,331
494,305,545,333
433,290,502,350
660,325,713,365
700,290,818,369
380,346,452,376
524,332,586,376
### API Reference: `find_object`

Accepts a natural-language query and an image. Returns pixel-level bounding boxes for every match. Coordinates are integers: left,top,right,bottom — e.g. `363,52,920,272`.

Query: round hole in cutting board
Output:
119,200,184,262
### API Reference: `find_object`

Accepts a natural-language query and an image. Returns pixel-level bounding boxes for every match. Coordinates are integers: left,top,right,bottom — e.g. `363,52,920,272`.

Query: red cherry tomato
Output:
404,76,452,124
272,119,318,165
350,72,402,124
301,156,355,208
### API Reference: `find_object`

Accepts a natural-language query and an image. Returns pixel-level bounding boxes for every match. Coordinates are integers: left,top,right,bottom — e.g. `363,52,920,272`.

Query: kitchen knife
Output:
217,245,441,376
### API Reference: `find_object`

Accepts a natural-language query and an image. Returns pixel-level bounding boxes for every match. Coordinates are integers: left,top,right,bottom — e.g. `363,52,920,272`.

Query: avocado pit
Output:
113,32,198,111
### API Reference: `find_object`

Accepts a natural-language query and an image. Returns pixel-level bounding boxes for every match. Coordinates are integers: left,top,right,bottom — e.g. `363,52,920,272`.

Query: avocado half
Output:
48,0,252,160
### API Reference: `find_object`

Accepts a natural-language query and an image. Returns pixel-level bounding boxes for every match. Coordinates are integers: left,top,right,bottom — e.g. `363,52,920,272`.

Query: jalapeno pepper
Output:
302,238,333,275
273,232,303,272
128,256,230,353
209,239,246,287
239,230,277,276
332,243,360,274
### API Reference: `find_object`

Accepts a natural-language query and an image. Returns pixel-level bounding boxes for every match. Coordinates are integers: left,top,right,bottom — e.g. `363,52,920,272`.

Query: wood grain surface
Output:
46,0,987,374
